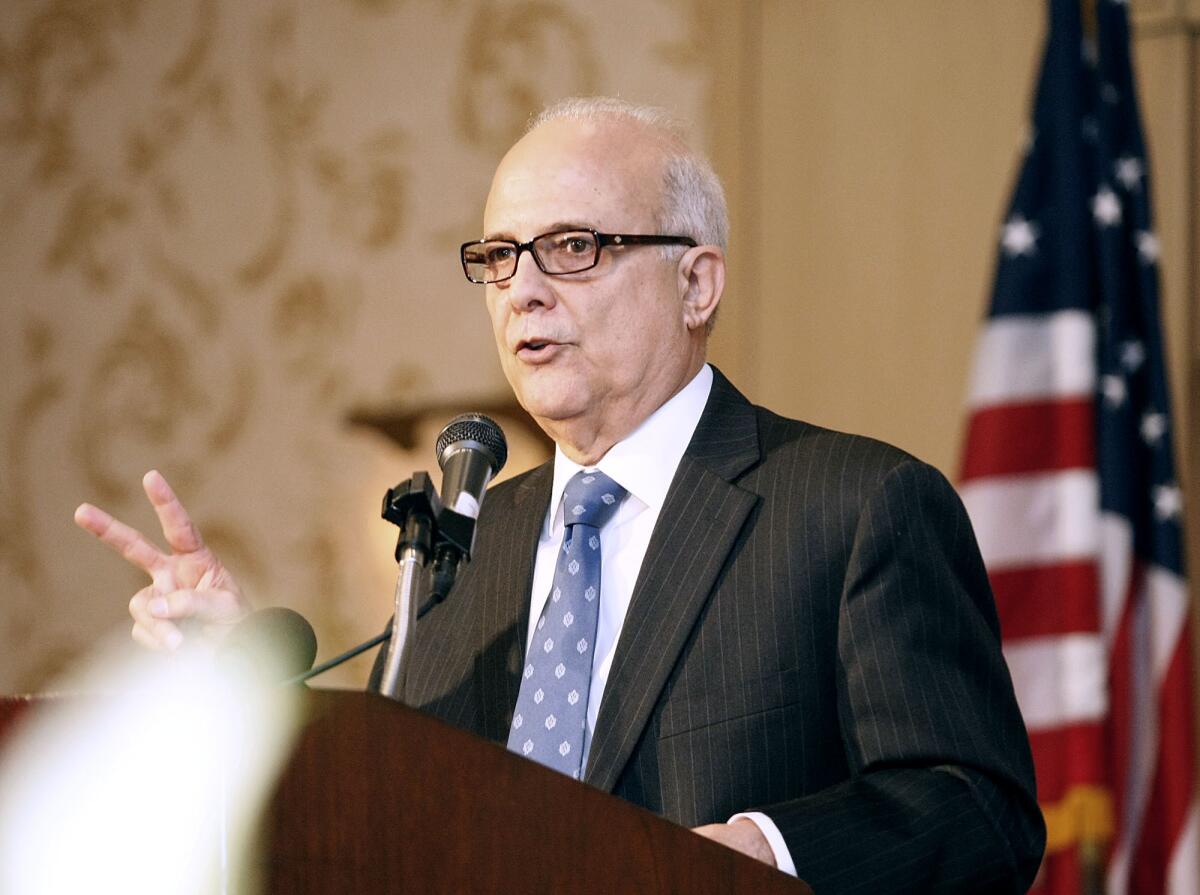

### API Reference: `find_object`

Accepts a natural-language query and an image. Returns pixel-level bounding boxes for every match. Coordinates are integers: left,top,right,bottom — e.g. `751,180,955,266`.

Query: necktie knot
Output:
562,470,627,530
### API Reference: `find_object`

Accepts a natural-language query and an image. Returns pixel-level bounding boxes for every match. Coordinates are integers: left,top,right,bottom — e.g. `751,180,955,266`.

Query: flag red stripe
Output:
1027,721,1108,803
1129,639,1196,893
992,561,1100,639
1106,572,1138,862
1036,846,1084,895
960,399,1095,482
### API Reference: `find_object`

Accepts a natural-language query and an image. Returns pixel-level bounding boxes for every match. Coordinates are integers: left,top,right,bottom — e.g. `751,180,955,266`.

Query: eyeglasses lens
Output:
531,231,599,274
463,230,601,284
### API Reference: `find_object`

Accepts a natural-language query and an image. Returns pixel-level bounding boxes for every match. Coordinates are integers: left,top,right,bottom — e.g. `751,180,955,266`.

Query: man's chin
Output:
513,384,590,429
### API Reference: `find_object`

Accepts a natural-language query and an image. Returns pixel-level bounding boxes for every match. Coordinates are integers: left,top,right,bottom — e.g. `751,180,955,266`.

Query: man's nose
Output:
502,247,557,313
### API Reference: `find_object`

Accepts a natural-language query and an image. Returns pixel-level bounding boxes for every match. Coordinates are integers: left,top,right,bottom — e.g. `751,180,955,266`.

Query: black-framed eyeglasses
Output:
459,228,698,284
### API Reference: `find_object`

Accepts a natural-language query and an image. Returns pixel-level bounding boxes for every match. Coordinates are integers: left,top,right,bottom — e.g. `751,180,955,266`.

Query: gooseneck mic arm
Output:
284,626,390,687
285,582,459,688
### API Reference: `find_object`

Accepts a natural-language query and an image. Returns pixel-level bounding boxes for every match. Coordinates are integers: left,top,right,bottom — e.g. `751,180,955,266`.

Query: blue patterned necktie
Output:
507,470,627,778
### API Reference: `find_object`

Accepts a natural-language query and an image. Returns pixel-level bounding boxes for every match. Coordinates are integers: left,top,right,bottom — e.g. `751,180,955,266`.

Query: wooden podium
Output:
2,691,810,893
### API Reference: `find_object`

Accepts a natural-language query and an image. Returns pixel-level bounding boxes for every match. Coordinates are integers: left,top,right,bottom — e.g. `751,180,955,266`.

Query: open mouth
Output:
513,335,554,350
516,339,563,362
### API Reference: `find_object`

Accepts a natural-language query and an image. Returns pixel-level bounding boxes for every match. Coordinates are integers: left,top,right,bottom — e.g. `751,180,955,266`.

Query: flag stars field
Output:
1114,156,1144,190
1140,412,1167,445
1100,373,1128,407
1001,215,1040,257
1152,484,1183,523
1092,186,1122,226
1136,230,1160,263
1119,340,1145,371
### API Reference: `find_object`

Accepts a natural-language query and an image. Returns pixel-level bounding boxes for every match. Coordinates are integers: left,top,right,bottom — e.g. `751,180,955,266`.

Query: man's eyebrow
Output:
481,222,598,242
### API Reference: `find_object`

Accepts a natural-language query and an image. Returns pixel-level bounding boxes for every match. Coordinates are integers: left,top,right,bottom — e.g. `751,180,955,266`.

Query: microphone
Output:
375,414,508,700
435,413,508,519
429,413,507,602
219,607,318,684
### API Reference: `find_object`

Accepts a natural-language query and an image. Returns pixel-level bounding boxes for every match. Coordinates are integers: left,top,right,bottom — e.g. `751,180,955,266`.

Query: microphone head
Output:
221,607,318,684
435,413,508,476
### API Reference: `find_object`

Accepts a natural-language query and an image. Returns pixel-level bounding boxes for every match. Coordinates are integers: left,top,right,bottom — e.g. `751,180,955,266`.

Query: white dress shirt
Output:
522,363,796,877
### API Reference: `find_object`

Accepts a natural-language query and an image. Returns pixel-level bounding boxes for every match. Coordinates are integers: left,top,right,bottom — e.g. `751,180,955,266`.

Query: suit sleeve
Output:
756,459,1046,894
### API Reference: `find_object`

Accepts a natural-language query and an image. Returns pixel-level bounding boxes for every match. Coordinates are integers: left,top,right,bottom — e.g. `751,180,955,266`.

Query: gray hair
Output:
527,97,729,251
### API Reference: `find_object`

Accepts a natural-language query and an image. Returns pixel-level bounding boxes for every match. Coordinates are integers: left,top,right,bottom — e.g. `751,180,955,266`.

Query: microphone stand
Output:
372,472,478,701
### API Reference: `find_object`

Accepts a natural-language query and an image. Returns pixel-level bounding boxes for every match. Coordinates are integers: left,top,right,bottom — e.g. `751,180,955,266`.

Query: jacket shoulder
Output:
751,404,942,488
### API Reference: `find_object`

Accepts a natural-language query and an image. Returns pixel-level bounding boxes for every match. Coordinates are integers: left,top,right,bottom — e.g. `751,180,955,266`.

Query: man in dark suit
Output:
77,97,1044,891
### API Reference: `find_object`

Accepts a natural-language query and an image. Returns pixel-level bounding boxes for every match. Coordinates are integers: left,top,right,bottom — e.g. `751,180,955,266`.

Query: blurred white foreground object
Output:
0,636,301,895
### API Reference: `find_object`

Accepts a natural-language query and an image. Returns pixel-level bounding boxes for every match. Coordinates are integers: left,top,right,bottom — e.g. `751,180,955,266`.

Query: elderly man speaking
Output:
76,97,1045,892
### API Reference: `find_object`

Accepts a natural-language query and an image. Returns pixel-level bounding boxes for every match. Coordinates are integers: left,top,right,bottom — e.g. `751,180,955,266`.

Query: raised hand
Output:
74,470,250,650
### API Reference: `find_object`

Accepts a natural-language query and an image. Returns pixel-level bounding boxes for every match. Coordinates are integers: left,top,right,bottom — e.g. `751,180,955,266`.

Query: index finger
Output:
143,470,205,554
74,503,167,578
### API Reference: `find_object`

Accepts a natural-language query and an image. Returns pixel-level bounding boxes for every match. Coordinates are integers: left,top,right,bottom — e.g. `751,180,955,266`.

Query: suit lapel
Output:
477,462,551,741
585,369,762,791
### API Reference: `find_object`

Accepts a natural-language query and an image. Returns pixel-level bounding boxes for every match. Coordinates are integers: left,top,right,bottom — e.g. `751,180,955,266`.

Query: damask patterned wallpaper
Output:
0,0,712,691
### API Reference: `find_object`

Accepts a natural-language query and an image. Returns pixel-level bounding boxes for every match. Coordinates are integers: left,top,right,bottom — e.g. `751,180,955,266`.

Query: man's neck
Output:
541,413,642,467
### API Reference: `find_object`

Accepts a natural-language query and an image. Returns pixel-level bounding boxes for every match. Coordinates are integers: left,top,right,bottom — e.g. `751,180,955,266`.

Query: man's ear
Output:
677,245,726,332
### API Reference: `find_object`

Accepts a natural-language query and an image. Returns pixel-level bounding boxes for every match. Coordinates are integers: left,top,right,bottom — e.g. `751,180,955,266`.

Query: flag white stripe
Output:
1120,588,1161,888
1003,634,1108,730
1099,512,1133,647
961,470,1099,569
1104,839,1132,887
1107,564,1189,893
1122,565,1193,894
1167,804,1200,895
1148,565,1190,684
968,310,1096,407
1109,842,1132,895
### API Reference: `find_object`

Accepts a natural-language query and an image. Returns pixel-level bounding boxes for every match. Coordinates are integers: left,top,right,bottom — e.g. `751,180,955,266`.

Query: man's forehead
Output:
484,169,628,235
482,120,663,236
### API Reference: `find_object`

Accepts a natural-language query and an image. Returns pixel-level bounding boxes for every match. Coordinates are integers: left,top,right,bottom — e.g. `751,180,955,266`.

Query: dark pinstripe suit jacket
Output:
402,369,1046,893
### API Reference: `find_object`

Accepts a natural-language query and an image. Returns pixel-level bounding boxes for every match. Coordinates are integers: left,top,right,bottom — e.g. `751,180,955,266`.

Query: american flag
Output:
958,0,1197,892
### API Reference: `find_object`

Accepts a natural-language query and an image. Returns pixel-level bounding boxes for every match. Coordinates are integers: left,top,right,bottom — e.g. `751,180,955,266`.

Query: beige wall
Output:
1,1,1197,696
0,0,710,690
712,0,1196,482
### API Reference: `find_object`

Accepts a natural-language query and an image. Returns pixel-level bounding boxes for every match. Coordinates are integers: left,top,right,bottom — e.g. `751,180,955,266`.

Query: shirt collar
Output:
546,364,714,536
